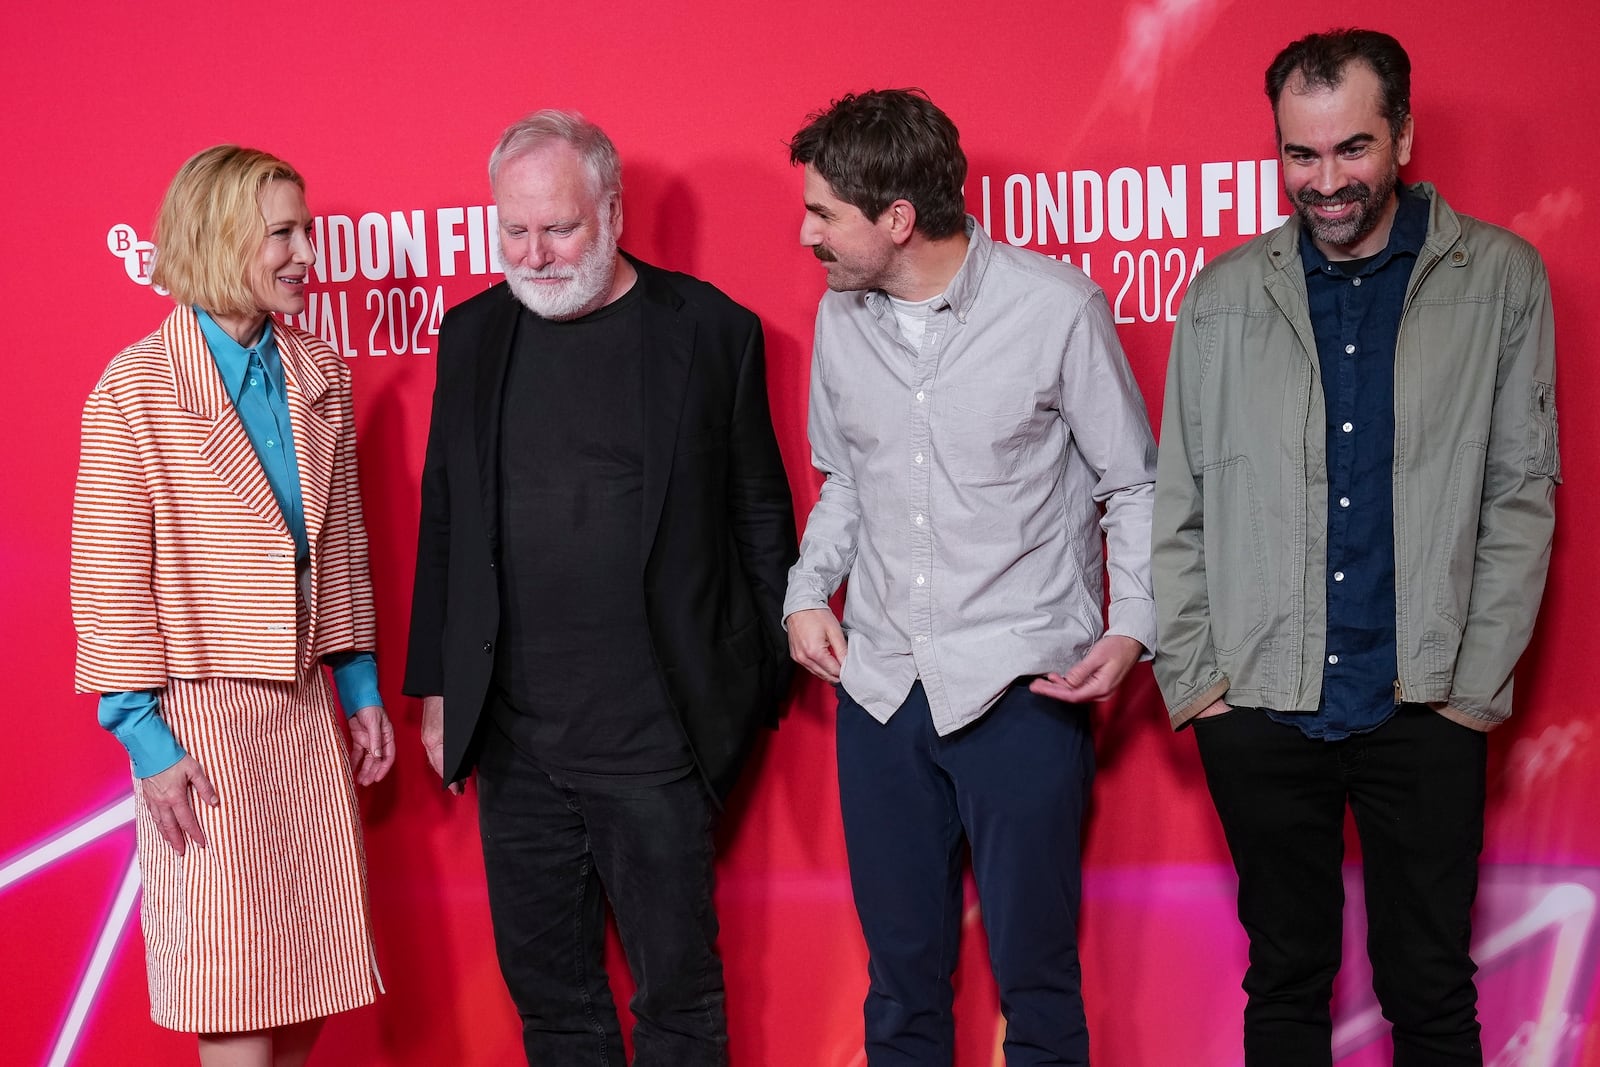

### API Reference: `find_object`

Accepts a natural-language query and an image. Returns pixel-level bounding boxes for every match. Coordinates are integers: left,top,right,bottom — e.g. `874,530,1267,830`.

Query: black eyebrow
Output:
805,201,835,218
1284,133,1378,157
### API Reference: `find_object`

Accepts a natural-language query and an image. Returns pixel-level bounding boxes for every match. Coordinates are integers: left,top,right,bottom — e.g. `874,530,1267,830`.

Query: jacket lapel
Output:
1261,218,1321,366
166,308,291,539
277,325,337,556
473,288,521,553
637,264,694,565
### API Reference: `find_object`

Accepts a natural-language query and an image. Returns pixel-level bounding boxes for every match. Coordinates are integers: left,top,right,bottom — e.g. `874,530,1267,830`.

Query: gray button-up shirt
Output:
784,218,1157,734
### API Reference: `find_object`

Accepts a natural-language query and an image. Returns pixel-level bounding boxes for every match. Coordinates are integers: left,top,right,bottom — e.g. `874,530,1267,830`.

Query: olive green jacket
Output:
1152,184,1559,730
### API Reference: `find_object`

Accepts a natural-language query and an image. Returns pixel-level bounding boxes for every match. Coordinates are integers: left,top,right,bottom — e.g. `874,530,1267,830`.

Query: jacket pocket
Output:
1527,380,1561,480
1431,441,1486,631
1203,456,1268,655
718,618,766,667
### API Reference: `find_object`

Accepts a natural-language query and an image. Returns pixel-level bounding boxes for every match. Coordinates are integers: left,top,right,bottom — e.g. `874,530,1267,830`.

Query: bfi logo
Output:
106,224,166,294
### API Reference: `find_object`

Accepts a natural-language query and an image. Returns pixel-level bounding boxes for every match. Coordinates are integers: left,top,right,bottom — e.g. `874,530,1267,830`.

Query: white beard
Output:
504,213,619,320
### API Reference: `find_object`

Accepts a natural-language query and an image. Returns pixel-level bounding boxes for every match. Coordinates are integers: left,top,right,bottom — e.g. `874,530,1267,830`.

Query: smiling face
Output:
248,179,316,317
799,164,898,292
1276,61,1414,260
208,178,316,345
495,142,623,320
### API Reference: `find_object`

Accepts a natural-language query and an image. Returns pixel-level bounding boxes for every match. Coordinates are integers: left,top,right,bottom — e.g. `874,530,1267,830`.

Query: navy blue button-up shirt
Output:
1268,187,1428,740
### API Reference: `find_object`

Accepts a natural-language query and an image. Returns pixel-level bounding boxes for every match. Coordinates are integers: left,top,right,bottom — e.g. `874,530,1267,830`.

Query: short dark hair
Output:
1265,28,1412,140
788,89,968,240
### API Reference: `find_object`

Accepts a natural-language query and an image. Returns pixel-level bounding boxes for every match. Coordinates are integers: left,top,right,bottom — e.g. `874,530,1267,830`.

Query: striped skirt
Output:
133,668,379,1032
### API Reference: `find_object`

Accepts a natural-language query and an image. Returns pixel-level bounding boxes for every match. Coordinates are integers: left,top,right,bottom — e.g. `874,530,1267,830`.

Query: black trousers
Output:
476,723,727,1067
1194,703,1487,1066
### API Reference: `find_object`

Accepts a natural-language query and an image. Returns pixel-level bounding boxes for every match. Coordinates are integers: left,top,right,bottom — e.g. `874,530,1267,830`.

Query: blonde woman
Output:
71,145,393,1066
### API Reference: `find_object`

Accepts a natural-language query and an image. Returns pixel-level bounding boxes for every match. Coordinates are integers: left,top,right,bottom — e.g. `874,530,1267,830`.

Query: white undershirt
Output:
887,291,944,351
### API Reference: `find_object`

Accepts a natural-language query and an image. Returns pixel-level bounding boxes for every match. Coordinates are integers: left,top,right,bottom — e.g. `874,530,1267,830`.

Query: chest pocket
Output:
932,391,1035,485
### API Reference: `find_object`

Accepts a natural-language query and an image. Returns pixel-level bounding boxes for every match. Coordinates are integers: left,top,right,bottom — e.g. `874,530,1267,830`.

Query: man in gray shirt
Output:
783,89,1157,1066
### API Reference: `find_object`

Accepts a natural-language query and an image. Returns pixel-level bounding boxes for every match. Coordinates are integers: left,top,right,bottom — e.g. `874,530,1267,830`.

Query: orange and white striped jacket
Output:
71,305,378,693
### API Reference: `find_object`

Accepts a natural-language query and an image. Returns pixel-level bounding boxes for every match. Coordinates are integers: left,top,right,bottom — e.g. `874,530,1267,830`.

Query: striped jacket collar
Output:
162,305,330,417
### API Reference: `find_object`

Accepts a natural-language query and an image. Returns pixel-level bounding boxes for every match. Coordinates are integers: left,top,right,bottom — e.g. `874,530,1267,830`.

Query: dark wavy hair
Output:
788,89,967,240
1266,29,1412,140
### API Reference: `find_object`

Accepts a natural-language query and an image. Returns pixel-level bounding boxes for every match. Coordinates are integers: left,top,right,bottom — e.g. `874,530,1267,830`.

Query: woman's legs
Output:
196,1017,324,1067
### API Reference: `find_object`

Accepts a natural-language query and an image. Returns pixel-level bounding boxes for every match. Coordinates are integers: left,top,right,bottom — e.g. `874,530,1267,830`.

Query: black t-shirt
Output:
490,285,692,786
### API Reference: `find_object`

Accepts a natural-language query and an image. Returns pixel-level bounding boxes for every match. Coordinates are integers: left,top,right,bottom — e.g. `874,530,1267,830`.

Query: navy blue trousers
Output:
837,680,1095,1066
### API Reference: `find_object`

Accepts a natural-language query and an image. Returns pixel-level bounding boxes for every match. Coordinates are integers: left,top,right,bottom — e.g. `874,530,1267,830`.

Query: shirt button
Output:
1342,422,1353,433
1328,654,1339,665
1345,344,1356,354
915,574,926,585
250,377,259,387
915,634,928,643
913,514,924,526
914,453,924,464
915,390,926,402
1352,277,1362,287
482,641,494,653
1334,571,1345,582
1339,496,1351,508
266,440,276,448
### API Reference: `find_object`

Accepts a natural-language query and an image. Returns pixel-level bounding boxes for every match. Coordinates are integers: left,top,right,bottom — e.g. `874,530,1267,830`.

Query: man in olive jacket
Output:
1152,29,1558,1066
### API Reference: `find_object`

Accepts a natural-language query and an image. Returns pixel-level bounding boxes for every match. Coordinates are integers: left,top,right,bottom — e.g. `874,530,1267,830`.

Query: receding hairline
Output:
1277,57,1384,104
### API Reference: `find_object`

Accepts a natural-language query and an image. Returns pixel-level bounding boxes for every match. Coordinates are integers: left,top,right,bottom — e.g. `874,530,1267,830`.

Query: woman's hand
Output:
349,705,396,786
140,756,219,855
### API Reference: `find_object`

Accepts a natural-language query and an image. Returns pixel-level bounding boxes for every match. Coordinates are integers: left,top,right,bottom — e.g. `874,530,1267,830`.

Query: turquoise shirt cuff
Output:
97,690,186,779
327,652,381,717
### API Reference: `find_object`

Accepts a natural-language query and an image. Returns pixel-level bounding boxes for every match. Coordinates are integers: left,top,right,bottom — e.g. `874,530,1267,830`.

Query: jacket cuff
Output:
1170,675,1231,730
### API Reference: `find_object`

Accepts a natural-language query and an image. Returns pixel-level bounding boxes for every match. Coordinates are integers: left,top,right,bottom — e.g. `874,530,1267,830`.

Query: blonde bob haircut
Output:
150,145,304,317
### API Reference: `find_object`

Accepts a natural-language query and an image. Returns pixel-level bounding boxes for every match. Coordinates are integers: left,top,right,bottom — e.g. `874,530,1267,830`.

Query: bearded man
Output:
404,110,795,1067
1152,29,1560,1066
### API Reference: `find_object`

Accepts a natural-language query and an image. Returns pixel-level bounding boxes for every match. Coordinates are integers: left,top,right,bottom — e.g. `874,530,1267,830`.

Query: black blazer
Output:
403,256,797,801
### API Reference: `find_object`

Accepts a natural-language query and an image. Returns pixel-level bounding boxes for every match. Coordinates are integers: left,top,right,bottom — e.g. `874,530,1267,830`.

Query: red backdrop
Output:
4,1,1598,1064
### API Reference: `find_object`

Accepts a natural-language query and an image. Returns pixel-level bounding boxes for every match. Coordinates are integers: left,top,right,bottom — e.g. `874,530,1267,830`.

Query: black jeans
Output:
1194,704,1487,1067
476,724,727,1067
837,681,1095,1066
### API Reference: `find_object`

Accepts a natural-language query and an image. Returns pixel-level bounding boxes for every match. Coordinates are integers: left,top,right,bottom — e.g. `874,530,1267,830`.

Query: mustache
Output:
1297,183,1372,207
506,265,574,282
812,245,837,263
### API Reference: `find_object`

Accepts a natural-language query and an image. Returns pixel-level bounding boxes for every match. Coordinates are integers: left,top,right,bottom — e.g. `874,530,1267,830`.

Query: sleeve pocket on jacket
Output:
1527,380,1561,481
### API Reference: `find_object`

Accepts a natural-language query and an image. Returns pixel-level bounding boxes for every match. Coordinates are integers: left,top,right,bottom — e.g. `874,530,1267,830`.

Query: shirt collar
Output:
193,308,283,403
1301,182,1429,278
865,214,991,322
